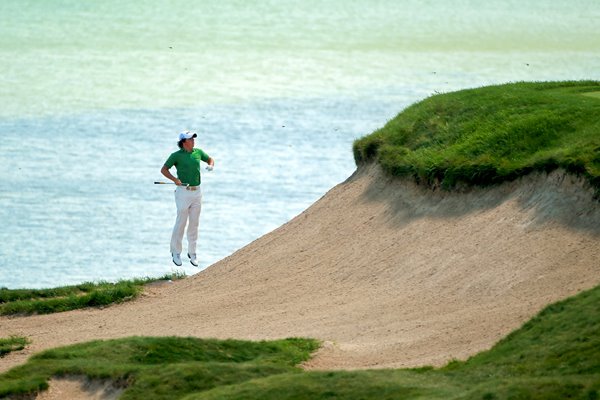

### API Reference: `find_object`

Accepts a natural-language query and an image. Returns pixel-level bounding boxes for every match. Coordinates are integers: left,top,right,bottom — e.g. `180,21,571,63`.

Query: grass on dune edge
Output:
0,272,185,316
1,284,598,399
353,81,600,197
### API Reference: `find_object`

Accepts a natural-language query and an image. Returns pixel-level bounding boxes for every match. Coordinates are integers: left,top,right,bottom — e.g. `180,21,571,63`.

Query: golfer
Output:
160,131,215,267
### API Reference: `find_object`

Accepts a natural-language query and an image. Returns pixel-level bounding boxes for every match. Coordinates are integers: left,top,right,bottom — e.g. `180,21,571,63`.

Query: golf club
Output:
154,181,189,187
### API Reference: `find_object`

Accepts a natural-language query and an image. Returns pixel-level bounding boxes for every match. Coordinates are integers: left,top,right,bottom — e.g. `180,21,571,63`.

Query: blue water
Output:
1,1,599,288
0,95,409,288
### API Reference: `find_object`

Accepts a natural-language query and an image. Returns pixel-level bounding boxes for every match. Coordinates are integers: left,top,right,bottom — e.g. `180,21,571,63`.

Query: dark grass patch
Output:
0,336,29,357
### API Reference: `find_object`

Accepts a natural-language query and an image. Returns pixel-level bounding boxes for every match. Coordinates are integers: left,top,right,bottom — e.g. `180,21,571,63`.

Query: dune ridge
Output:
1,164,599,373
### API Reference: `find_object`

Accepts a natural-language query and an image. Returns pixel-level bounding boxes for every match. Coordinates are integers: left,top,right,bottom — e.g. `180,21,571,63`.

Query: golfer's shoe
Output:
188,253,198,267
172,253,182,266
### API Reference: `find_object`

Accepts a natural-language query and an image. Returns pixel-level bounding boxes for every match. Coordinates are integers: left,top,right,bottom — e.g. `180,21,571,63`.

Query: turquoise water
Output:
1,1,599,288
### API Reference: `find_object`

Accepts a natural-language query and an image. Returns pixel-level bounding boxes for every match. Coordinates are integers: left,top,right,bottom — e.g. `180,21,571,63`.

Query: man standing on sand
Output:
160,131,215,267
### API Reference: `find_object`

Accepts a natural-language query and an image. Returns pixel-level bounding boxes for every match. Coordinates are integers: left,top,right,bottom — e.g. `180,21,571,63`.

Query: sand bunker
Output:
2,164,599,374
35,376,123,400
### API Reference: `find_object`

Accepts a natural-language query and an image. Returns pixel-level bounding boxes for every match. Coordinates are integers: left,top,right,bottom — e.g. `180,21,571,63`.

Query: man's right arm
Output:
161,165,182,186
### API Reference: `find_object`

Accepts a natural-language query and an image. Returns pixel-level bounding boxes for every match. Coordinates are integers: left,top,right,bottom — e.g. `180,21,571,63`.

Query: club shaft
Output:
154,181,189,187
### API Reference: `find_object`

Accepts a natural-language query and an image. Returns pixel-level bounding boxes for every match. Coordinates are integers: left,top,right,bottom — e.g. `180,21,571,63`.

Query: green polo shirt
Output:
164,148,210,186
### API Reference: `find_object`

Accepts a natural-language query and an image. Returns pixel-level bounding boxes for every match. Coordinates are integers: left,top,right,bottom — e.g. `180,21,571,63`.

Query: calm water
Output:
1,1,599,288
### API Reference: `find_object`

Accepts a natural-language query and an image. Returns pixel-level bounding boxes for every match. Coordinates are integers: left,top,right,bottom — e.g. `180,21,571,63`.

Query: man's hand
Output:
206,157,215,172
174,178,183,185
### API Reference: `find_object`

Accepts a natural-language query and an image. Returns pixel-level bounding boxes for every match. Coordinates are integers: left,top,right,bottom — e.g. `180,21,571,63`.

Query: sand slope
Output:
2,164,599,373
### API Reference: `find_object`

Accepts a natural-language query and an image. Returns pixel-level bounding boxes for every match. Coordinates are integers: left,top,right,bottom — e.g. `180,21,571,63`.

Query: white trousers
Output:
170,186,202,255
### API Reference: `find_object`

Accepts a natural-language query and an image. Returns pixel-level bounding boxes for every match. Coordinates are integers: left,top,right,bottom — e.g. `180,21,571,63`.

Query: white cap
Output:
178,131,197,140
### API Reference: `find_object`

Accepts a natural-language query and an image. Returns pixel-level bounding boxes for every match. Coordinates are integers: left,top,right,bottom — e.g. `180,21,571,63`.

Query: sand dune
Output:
2,164,599,373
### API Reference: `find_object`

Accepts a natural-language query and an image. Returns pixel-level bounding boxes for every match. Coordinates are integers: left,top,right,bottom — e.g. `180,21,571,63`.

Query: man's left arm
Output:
199,149,214,170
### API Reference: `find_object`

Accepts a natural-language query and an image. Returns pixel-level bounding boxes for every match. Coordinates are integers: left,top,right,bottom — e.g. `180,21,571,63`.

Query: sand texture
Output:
34,376,123,400
2,165,599,376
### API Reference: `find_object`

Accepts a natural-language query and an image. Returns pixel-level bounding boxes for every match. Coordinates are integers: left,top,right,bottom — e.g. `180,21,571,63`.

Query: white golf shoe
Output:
172,253,182,266
188,253,198,267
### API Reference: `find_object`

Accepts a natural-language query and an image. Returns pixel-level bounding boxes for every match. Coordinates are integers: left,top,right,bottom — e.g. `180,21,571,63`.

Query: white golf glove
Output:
206,165,214,171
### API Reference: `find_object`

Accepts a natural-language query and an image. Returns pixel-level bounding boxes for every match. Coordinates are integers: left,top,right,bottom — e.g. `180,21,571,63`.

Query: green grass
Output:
0,337,319,399
353,81,600,196
0,273,185,316
1,284,598,399
0,336,29,357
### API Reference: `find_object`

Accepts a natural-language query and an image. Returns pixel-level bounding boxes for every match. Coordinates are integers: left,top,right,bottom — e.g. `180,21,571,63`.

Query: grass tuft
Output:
0,336,29,357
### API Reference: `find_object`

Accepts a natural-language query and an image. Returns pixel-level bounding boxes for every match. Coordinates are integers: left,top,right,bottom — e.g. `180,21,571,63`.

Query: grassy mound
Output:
353,81,600,196
0,273,184,315
0,337,319,399
1,285,598,399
